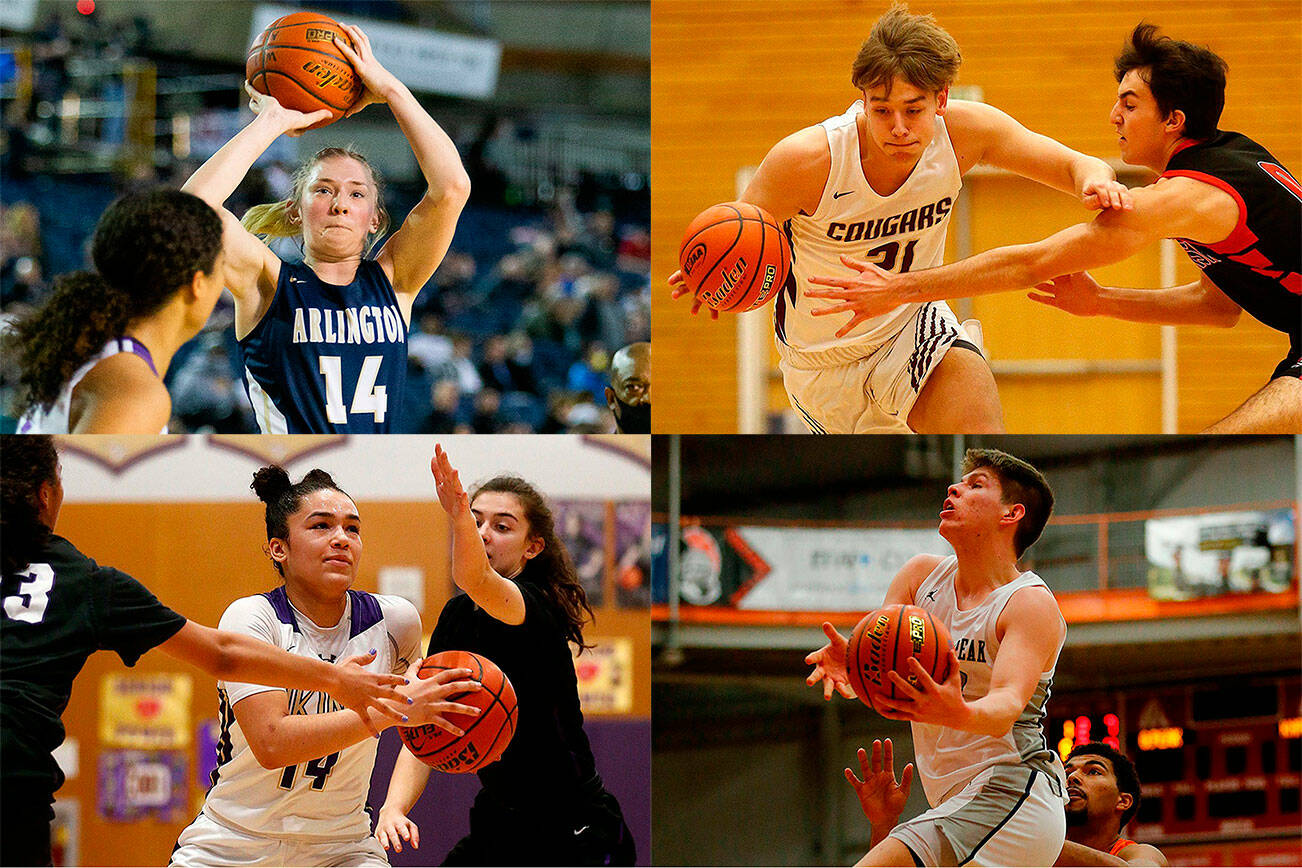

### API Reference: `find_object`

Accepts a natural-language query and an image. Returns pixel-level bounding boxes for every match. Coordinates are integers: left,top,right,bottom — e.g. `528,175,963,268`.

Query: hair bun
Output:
301,468,339,489
251,465,292,503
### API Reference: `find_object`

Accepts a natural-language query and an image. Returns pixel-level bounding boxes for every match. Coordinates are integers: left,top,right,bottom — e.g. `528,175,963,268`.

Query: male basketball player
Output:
1057,742,1169,866
807,448,1068,865
849,740,1169,866
670,5,1132,434
804,23,1300,433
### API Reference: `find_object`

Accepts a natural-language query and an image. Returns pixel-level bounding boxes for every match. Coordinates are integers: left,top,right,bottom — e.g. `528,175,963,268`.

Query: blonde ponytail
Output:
240,199,299,241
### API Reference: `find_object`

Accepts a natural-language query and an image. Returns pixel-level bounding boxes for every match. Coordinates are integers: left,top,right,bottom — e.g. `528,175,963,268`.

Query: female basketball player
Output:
10,189,227,433
1,436,418,867
372,444,636,866
181,23,469,433
168,464,483,867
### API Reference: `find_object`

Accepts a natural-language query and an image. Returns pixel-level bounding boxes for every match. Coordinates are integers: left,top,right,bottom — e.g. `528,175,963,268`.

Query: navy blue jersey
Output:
1163,131,1301,358
239,259,408,433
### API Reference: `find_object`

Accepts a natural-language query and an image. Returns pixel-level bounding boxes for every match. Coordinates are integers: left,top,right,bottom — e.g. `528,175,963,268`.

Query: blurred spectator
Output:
606,341,650,434
422,378,465,433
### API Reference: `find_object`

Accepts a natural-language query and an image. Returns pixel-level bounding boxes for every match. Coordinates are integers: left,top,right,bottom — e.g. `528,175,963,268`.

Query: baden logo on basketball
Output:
718,257,747,293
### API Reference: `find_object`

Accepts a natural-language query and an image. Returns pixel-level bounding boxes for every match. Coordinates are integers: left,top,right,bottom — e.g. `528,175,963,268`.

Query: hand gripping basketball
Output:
243,82,333,138
399,657,483,734
330,23,401,118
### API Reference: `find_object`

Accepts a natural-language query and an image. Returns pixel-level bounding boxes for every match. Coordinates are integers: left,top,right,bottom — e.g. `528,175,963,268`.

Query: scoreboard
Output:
1049,675,1301,841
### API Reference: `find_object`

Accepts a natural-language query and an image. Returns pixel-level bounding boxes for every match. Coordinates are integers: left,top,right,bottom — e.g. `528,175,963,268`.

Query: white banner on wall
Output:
251,5,501,100
1144,508,1295,596
733,526,951,611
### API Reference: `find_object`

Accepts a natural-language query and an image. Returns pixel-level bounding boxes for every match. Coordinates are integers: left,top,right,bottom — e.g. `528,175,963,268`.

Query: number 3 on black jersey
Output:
4,563,55,623
319,355,387,424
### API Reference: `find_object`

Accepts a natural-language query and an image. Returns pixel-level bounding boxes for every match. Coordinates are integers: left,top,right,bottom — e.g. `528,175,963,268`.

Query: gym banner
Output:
99,673,192,749
662,524,948,610
1144,507,1295,599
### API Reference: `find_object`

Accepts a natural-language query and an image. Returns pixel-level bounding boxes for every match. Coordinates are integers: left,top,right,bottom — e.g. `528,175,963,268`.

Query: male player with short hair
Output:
850,740,1170,866
807,448,1068,865
803,22,1300,433
671,4,1132,434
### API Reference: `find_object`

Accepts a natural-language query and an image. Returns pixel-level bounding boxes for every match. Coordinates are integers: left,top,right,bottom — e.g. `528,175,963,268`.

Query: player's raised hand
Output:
333,24,399,116
875,648,965,726
668,269,719,320
1080,177,1133,212
243,81,332,136
806,254,906,337
331,649,411,737
399,657,483,735
805,621,857,701
375,805,421,853
1028,272,1106,317
846,739,914,827
430,443,472,518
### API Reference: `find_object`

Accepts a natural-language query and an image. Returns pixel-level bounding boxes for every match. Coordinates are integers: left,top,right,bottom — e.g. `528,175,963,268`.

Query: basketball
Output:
847,604,952,711
678,201,791,313
398,650,518,774
245,12,363,129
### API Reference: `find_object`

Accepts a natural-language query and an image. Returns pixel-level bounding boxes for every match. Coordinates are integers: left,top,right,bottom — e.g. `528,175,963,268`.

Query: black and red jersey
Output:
1163,131,1300,352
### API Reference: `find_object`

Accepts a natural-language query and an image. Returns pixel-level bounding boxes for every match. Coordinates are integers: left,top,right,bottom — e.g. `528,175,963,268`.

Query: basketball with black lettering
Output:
678,201,791,312
246,12,362,129
398,650,518,774
847,604,951,712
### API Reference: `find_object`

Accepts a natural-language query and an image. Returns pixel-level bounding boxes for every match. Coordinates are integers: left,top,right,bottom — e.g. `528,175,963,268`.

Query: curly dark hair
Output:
1,435,60,575
470,475,595,652
8,188,223,415
1115,22,1228,141
251,465,351,576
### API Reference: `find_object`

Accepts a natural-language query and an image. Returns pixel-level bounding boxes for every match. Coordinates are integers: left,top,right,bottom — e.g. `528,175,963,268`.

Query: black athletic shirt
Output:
1163,131,1302,358
1,534,187,801
427,561,597,809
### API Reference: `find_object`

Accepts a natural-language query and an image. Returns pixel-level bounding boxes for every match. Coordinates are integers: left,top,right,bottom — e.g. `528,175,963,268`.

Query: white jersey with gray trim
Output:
910,555,1067,807
197,588,420,841
777,101,961,367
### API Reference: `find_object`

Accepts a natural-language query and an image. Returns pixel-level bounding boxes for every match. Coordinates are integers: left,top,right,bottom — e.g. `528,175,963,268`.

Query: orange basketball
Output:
245,12,363,129
678,201,791,313
847,604,952,712
398,650,518,774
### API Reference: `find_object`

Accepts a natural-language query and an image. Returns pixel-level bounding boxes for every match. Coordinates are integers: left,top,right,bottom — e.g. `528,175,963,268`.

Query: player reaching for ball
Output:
1,437,418,867
670,4,1132,434
181,22,470,433
169,465,482,867
802,23,1300,433
373,445,636,866
806,448,1068,866
8,189,227,433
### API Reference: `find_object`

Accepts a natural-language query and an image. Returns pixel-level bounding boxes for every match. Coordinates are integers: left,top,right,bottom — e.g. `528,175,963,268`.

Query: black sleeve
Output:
516,580,561,637
92,566,187,666
426,596,461,656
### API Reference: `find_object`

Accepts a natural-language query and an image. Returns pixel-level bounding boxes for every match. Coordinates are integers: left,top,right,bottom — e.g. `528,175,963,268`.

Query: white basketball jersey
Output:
778,101,961,366
199,588,421,841
16,337,167,434
910,556,1068,807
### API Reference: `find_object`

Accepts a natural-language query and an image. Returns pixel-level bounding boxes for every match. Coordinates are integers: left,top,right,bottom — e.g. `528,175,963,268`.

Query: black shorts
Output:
1,794,54,867
442,779,635,866
1270,351,1301,380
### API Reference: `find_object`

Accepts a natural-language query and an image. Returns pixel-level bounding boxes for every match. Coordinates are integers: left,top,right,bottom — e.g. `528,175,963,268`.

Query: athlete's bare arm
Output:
804,554,942,701
669,126,830,315
158,623,407,735
804,176,1238,326
336,25,469,324
1029,271,1242,327
430,444,526,625
68,355,170,433
874,586,1064,736
375,748,434,853
1057,839,1169,867
181,87,325,336
945,101,1130,211
230,660,480,770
